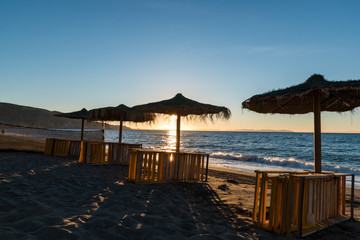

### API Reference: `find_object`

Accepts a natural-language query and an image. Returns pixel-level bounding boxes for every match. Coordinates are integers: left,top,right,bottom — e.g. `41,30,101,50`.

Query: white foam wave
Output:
210,152,360,174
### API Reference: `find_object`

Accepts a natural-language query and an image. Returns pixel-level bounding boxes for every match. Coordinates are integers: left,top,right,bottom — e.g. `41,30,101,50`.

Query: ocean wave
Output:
210,152,360,174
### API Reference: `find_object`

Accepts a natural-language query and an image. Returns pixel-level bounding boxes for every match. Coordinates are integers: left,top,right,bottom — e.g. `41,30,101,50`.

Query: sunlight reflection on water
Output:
164,130,176,151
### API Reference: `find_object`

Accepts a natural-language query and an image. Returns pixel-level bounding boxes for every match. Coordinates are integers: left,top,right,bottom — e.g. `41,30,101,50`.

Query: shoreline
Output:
208,166,360,202
207,165,360,214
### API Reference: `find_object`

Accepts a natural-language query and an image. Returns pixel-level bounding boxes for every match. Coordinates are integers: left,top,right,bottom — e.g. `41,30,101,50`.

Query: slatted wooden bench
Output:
79,141,141,165
128,149,209,183
44,138,81,157
253,170,355,237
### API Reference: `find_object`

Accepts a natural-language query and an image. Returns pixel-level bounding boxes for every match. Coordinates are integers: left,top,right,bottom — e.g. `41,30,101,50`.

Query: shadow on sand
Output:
0,152,262,240
1,152,359,240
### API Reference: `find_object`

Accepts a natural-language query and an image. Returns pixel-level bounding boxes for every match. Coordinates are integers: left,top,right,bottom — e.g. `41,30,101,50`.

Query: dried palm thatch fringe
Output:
133,93,231,120
88,104,155,123
242,74,360,114
87,104,155,144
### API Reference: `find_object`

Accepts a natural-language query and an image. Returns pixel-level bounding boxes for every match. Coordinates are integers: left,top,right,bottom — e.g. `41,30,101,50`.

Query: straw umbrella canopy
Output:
242,74,360,173
133,93,231,152
87,104,154,144
55,108,88,141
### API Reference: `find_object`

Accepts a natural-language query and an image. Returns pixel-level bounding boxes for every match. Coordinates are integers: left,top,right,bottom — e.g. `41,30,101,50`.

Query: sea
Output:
106,130,360,188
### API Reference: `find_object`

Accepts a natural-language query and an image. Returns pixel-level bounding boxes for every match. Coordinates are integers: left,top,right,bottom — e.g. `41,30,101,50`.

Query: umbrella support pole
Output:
119,121,123,144
81,119,85,141
176,114,181,153
314,92,322,173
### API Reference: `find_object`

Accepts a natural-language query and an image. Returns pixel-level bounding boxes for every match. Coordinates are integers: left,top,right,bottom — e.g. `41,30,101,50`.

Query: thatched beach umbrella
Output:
88,104,154,143
242,74,360,172
55,108,88,141
133,93,231,152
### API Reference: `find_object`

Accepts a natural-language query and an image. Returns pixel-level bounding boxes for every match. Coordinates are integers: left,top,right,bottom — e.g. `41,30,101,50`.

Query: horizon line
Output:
120,128,360,134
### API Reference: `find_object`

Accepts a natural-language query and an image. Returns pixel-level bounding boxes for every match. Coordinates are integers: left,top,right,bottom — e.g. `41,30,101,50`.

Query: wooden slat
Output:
341,176,346,215
69,140,81,156
286,176,294,235
303,180,309,226
44,138,54,156
190,154,196,180
282,176,291,235
186,154,191,181
158,153,164,181
253,172,261,223
351,174,355,219
168,153,173,180
151,153,156,182
127,149,210,183
308,180,315,225
163,153,169,181
200,154,205,181
292,181,299,227
147,153,152,180
128,151,135,181
321,179,325,221
79,141,85,163
258,173,268,227
269,178,277,232
172,153,178,180
205,154,209,182
143,153,149,182
278,178,285,232
180,153,185,181
298,177,305,238
136,152,143,183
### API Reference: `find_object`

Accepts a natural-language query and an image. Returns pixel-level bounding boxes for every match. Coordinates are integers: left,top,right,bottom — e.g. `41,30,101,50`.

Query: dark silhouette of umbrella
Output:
55,108,88,141
242,74,360,172
88,104,154,143
133,93,231,152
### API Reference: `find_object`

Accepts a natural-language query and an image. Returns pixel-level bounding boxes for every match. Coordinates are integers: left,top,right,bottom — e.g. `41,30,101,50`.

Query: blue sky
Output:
1,0,360,132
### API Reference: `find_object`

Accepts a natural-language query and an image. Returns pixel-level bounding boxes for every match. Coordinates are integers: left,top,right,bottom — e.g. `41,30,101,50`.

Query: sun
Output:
165,115,177,131
151,115,177,130
137,114,194,131
169,115,177,121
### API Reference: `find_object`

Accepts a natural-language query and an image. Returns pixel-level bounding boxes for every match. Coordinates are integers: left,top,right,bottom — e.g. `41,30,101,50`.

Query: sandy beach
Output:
0,136,359,239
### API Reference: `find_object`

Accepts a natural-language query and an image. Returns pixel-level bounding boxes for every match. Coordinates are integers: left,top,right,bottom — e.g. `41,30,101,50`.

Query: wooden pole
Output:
313,91,322,173
176,114,181,153
351,174,355,219
80,118,85,141
253,172,261,223
298,177,305,238
119,120,123,144
102,121,105,142
205,154,209,182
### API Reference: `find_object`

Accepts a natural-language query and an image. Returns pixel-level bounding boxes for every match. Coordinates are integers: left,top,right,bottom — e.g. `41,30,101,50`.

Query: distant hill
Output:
0,102,130,130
